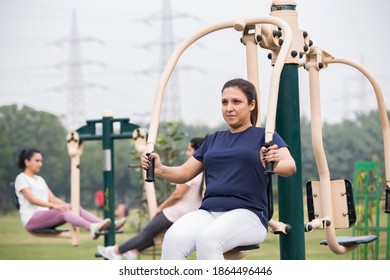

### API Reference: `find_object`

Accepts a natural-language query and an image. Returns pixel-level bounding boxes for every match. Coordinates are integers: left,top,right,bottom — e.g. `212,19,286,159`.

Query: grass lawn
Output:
3,210,386,261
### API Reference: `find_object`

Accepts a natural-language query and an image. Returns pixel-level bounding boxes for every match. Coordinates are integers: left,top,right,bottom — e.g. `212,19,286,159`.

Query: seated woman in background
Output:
14,148,126,239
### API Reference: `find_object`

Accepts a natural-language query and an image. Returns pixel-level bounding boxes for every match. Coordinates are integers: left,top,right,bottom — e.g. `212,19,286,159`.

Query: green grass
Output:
0,211,388,260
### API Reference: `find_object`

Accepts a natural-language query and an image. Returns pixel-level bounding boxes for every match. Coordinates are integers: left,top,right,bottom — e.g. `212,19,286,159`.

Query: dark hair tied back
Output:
17,149,41,170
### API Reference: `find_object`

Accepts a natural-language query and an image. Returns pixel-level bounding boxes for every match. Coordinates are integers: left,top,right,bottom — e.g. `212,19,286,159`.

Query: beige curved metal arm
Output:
146,16,293,152
305,50,389,254
306,62,357,254
306,60,358,254
324,56,390,187
242,25,261,122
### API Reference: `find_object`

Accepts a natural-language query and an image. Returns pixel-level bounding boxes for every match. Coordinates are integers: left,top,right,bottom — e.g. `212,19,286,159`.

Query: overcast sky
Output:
0,0,389,130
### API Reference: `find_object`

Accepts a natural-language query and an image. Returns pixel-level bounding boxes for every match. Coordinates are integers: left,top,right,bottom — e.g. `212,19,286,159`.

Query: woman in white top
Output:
15,149,125,239
97,137,205,260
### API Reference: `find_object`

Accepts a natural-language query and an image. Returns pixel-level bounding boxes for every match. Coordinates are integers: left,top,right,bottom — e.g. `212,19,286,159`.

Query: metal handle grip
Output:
385,187,390,213
264,142,275,175
145,153,155,182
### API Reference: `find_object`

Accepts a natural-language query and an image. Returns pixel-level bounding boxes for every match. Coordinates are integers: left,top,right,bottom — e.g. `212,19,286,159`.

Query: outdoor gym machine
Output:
67,111,144,246
143,0,390,259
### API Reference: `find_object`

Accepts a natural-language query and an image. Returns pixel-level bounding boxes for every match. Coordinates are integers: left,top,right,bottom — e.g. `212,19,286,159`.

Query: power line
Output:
50,9,107,131
135,0,202,122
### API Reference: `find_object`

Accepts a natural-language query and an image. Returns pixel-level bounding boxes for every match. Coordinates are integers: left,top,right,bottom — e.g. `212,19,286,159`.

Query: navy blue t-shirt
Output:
193,126,288,228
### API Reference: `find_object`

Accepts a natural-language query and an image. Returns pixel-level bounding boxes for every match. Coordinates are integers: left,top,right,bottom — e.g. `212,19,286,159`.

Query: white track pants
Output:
161,208,267,260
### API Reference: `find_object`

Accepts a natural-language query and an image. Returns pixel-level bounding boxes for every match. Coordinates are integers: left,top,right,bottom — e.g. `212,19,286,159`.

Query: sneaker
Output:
115,217,127,230
97,245,121,260
122,250,137,260
90,218,111,240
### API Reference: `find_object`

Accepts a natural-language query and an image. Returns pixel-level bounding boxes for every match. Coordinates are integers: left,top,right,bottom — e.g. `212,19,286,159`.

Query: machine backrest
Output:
306,179,356,228
9,182,20,210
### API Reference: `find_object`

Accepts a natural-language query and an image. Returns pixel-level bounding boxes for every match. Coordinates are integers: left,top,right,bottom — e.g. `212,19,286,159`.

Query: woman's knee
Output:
196,229,222,251
163,227,186,248
162,229,193,259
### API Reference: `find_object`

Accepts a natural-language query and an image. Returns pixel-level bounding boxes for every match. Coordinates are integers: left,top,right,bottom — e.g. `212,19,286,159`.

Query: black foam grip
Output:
145,153,155,182
385,187,390,213
265,161,274,175
263,142,275,175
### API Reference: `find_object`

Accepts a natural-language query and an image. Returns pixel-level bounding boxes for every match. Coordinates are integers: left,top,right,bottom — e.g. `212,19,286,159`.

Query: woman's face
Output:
25,152,43,174
221,86,255,132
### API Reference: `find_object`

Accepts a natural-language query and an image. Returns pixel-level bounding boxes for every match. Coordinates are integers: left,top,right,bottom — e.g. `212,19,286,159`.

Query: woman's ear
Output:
249,100,256,111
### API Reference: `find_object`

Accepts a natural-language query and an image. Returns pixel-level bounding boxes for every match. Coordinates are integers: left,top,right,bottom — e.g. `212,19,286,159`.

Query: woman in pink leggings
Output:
14,149,125,239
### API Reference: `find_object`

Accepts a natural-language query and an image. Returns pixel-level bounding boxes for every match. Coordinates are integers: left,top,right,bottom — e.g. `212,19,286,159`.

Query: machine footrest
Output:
31,228,69,234
234,244,260,251
320,235,377,246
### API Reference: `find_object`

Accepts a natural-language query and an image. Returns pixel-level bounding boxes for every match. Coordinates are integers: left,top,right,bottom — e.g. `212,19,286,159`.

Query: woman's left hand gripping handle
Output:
263,142,275,175
145,153,155,182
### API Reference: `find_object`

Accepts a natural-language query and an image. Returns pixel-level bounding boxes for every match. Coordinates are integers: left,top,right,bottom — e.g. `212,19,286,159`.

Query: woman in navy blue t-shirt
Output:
141,78,296,259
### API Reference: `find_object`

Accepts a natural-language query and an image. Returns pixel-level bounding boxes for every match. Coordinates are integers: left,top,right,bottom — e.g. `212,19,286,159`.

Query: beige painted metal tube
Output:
146,16,293,153
261,25,292,143
133,128,158,217
146,20,231,153
324,56,390,187
244,35,261,124
307,61,357,254
69,151,81,246
66,132,82,246
268,219,290,234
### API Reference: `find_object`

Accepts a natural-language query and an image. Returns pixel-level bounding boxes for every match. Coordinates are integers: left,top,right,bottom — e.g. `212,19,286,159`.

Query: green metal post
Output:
76,115,140,252
276,64,305,259
102,114,116,246
268,0,305,259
